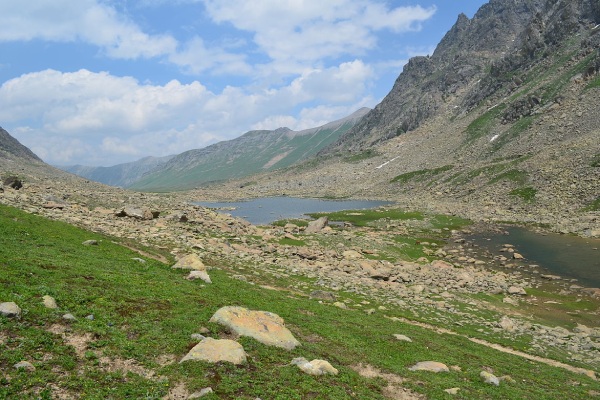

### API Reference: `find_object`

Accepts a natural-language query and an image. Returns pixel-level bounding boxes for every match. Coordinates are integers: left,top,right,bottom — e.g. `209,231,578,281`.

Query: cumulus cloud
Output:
0,0,177,59
0,65,375,165
202,0,436,65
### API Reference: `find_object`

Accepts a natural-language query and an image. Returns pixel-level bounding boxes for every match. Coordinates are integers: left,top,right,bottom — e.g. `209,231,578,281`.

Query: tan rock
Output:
409,361,449,373
180,338,246,365
209,306,300,350
186,270,212,283
291,357,338,376
172,254,206,270
42,295,58,309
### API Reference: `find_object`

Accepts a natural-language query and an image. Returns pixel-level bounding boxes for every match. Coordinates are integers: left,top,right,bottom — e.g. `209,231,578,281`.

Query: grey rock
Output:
14,361,35,371
0,302,21,318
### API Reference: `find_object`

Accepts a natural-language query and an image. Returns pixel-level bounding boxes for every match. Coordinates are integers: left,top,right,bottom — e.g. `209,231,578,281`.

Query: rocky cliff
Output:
323,0,599,153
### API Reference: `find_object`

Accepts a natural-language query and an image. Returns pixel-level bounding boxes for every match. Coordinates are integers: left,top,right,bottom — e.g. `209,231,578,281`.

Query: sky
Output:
0,0,487,167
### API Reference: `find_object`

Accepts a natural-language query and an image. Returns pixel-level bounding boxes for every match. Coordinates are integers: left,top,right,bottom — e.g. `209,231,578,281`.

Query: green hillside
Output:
130,109,368,191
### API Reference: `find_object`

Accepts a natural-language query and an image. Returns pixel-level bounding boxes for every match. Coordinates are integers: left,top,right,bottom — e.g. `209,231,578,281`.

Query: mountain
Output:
59,155,175,188
208,0,600,231
0,126,43,163
324,0,599,153
129,107,370,191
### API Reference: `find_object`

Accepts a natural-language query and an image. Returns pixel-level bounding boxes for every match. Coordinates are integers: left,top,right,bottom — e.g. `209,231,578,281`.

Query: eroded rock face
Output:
209,306,300,350
180,338,246,365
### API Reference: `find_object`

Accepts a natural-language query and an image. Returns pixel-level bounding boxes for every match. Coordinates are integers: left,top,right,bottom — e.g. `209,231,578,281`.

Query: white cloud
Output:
0,0,178,59
0,65,376,166
202,0,436,65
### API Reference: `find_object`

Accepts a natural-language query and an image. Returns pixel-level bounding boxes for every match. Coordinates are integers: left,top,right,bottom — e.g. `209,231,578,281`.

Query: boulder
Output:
3,176,22,190
180,338,246,365
186,270,212,283
498,316,516,332
409,361,449,373
0,302,21,318
480,371,500,386
507,286,527,296
305,217,329,234
209,306,300,350
291,357,338,376
172,254,206,270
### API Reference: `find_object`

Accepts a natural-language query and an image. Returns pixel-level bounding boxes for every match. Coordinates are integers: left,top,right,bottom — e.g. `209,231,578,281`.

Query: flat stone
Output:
444,388,460,395
209,306,300,350
63,313,76,321
180,338,246,365
408,361,449,373
172,254,206,270
188,387,214,398
0,302,21,318
291,357,338,376
14,361,35,371
82,240,98,246
42,295,58,309
393,334,413,342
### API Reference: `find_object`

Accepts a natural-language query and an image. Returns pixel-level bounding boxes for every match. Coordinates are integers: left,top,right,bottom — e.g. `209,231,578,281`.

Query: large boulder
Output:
209,306,300,350
305,217,329,234
172,254,206,271
0,302,21,318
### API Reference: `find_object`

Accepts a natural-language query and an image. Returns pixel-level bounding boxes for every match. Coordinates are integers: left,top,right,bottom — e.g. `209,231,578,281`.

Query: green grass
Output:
586,75,600,89
390,165,454,184
343,149,379,163
488,169,528,185
464,104,506,143
510,187,537,202
1,204,599,399
308,209,424,227
584,197,600,211
591,154,600,168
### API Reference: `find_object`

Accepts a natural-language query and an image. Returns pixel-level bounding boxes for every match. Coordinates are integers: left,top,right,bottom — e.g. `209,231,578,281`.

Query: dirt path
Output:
385,315,598,380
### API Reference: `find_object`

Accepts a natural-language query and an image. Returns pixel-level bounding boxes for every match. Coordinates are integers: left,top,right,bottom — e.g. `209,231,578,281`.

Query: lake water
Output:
468,226,600,288
195,197,393,225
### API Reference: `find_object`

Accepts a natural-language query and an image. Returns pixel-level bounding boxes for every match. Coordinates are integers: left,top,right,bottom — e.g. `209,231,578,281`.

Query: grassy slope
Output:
131,123,352,192
1,204,599,399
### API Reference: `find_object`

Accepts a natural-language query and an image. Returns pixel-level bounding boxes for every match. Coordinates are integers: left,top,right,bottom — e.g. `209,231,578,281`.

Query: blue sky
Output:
0,0,487,166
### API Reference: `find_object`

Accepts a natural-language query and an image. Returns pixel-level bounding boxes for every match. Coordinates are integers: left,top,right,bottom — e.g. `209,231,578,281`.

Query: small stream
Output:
468,226,600,288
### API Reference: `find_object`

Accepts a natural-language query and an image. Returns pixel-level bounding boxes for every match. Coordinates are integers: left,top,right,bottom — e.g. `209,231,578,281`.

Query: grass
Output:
343,149,380,163
586,75,600,89
591,154,600,168
464,103,506,143
307,209,424,228
510,187,537,202
584,197,600,211
1,204,599,399
390,165,454,184
488,169,528,185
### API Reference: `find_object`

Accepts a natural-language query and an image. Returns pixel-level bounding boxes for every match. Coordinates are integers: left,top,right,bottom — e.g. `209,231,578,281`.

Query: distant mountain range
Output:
127,107,368,191
56,107,369,191
60,155,175,188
